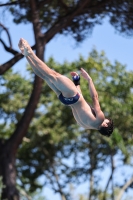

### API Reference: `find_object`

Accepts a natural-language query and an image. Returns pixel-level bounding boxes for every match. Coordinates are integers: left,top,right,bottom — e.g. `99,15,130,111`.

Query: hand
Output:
70,71,79,77
18,38,33,56
80,68,91,81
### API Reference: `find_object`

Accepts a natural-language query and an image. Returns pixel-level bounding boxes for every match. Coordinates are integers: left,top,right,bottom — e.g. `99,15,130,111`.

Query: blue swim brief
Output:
59,93,80,105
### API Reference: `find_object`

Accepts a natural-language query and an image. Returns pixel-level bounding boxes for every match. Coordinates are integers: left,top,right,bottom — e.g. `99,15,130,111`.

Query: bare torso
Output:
18,38,105,131
70,94,104,129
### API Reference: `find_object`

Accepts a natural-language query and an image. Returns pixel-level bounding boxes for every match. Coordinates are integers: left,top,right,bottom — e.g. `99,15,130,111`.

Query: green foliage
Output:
1,1,133,199
1,50,133,199
0,69,32,138
17,185,47,200
67,185,133,200
5,0,133,41
7,0,105,42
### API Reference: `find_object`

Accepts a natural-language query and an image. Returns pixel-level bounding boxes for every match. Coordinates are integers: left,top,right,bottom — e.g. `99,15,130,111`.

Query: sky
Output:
0,13,133,200
1,16,133,73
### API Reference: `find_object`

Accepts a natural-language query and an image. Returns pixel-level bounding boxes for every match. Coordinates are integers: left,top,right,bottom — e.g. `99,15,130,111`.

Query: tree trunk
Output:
0,141,19,200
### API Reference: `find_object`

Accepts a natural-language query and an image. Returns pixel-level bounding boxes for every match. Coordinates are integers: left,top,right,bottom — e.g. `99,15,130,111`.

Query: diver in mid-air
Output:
18,38,113,137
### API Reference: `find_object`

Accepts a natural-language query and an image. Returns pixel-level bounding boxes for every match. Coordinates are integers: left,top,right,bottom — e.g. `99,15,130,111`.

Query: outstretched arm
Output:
80,68,104,119
80,68,98,99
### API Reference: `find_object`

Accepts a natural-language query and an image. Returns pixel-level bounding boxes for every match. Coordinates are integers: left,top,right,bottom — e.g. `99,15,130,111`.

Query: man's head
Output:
98,118,113,137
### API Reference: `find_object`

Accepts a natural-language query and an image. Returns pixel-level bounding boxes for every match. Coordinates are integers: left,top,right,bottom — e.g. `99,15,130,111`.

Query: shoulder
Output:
88,104,104,127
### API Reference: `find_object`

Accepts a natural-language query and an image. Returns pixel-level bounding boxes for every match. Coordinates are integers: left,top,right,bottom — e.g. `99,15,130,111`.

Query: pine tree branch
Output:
0,1,25,7
116,176,133,200
103,153,115,200
6,0,44,155
51,164,67,200
37,0,52,9
44,0,112,43
8,75,43,154
44,0,91,43
0,38,18,54
0,53,24,75
0,23,12,48
0,37,36,74
29,0,44,39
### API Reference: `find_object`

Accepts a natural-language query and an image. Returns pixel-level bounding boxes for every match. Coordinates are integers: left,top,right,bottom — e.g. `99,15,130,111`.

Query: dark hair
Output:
98,118,113,137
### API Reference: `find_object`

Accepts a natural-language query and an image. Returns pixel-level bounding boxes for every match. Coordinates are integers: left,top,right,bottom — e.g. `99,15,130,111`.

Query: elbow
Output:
92,94,98,100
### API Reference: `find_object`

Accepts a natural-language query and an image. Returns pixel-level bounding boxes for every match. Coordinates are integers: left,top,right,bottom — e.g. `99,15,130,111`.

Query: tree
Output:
19,52,133,199
1,50,133,200
71,51,133,200
1,0,133,199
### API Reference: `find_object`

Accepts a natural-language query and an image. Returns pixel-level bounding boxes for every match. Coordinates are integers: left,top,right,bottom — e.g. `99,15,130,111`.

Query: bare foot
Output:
18,38,33,56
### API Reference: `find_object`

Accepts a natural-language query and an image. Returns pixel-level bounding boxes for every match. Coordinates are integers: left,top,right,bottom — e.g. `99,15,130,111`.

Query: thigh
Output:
45,77,61,96
51,75,78,97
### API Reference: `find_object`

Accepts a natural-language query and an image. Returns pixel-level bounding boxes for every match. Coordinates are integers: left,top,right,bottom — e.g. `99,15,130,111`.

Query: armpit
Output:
87,103,96,117
90,106,96,117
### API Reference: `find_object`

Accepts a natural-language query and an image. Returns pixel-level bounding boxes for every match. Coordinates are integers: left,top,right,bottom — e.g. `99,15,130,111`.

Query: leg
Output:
44,77,61,96
19,38,78,97
49,74,78,97
27,56,44,80
27,52,77,97
27,57,61,96
27,56,77,97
